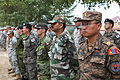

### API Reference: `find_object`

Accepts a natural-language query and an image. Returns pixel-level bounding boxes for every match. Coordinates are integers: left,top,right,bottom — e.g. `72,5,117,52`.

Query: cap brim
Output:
47,20,56,24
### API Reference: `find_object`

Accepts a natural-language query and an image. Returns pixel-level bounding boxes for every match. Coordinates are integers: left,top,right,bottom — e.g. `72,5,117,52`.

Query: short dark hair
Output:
23,23,32,31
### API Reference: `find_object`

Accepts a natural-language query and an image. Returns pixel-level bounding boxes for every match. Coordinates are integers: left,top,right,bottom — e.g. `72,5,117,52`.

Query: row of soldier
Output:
0,11,120,80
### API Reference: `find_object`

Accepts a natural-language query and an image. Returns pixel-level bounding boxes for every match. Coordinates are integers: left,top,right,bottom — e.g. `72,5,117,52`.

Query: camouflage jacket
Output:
8,36,17,57
23,32,38,64
104,30,120,49
77,34,120,80
49,30,78,80
36,35,51,76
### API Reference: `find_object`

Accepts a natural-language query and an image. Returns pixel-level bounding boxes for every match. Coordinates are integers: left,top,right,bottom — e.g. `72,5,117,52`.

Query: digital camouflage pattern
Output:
16,34,27,78
48,30,78,80
77,34,120,80
36,35,51,80
8,36,20,74
23,32,38,80
104,30,120,49
0,32,6,50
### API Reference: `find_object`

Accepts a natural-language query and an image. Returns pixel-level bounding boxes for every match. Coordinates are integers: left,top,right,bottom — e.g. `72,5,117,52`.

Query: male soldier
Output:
7,30,21,80
73,17,85,48
23,23,38,80
36,23,51,80
48,15,78,80
104,18,120,49
16,26,27,80
6,26,11,51
77,11,120,80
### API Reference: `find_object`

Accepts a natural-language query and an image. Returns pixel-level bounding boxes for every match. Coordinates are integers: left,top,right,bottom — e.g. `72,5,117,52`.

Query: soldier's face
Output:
51,22,62,32
104,22,112,30
81,20,101,38
8,34,13,38
74,21,81,27
36,27,45,35
23,26,30,34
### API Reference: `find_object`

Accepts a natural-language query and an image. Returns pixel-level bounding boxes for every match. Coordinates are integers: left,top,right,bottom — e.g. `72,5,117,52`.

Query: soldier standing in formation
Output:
16,26,27,80
104,18,120,49
22,23,38,80
73,17,85,48
7,30,21,80
36,23,51,80
77,11,120,80
48,15,78,80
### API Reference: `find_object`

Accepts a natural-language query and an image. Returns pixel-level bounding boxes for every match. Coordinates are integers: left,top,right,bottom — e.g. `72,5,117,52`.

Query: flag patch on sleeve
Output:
109,48,118,55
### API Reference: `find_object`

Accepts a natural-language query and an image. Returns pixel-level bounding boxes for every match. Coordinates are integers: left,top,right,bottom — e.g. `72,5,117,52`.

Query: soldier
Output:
36,23,51,80
23,23,38,80
16,26,27,80
77,11,120,80
48,15,78,80
104,18,120,49
7,30,21,80
73,17,85,48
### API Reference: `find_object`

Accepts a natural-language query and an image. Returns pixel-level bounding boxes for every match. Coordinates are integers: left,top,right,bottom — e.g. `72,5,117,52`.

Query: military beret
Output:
36,23,48,29
74,17,82,22
104,18,114,25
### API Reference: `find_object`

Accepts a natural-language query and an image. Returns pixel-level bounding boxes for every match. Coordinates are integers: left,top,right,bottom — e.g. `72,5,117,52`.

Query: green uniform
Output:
36,35,51,80
16,34,27,78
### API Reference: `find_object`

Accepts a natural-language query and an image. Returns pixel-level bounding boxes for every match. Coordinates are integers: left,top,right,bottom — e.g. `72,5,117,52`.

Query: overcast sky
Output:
72,1,120,23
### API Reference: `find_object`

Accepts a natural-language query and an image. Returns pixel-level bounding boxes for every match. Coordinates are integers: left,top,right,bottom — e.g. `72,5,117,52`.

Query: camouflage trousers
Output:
9,55,20,74
38,75,50,80
51,76,76,80
25,63,38,80
17,53,27,78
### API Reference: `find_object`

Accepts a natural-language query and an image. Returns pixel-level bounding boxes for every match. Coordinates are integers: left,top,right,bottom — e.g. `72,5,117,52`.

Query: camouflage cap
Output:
7,30,14,35
82,11,102,21
48,15,65,24
74,17,82,22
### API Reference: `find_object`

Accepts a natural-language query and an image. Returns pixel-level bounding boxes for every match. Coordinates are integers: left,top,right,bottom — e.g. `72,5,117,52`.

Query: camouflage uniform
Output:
36,35,51,80
48,30,78,80
77,34,120,80
0,32,7,50
104,30,120,49
8,36,20,75
16,34,27,78
23,32,38,80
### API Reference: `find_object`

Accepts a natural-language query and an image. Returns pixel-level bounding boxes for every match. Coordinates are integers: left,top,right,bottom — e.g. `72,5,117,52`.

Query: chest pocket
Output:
90,53,106,65
24,39,30,48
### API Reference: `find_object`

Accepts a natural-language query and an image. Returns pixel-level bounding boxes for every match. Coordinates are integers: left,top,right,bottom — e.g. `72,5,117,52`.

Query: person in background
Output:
7,30,21,80
104,18,120,49
48,15,78,80
36,23,51,80
23,23,38,80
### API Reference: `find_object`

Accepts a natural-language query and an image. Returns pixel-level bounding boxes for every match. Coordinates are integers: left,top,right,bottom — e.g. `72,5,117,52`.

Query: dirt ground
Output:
0,48,14,80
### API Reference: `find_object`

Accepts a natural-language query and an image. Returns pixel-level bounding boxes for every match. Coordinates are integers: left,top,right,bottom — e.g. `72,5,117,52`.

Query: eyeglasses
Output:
82,22,98,26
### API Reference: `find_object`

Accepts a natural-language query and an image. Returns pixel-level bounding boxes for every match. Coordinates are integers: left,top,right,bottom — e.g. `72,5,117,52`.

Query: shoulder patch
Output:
111,62,120,73
108,48,118,55
116,35,120,38
31,38,35,42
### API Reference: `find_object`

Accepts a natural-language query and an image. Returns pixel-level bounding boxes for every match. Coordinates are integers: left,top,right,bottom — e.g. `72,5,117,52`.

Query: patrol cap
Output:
74,17,82,22
104,18,114,25
36,23,48,30
48,15,65,24
81,11,102,21
7,30,14,35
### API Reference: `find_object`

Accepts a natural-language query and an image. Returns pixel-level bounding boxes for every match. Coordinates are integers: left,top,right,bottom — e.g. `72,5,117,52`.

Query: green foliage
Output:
0,0,76,26
81,0,120,10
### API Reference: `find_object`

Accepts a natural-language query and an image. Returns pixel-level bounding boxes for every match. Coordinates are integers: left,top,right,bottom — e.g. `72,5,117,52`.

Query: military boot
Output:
13,74,21,80
8,69,15,74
